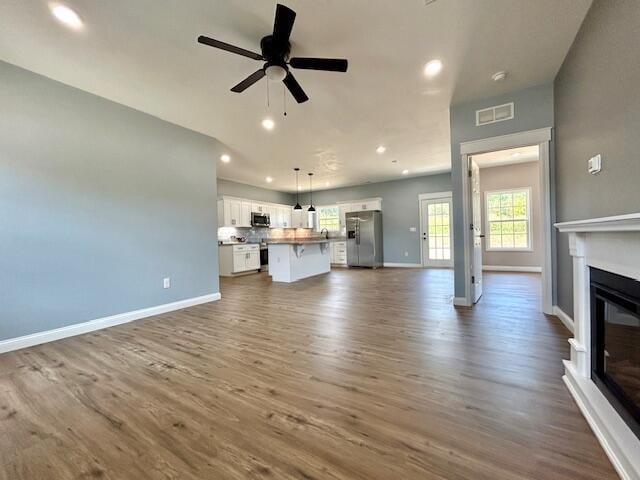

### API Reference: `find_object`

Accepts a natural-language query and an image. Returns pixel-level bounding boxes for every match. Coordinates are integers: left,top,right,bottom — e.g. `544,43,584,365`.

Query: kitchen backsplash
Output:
218,226,318,243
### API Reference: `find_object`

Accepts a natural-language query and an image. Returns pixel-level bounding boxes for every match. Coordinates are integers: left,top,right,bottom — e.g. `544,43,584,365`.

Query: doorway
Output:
419,192,453,268
459,128,553,313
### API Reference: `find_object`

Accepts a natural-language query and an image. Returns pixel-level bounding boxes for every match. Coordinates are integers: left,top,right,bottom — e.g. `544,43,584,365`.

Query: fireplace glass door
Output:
591,267,640,439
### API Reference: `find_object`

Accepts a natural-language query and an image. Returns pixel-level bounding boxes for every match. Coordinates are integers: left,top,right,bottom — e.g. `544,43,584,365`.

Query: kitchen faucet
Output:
320,228,329,239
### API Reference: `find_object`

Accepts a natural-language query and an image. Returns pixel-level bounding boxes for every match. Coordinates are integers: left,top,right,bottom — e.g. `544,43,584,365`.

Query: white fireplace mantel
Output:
556,213,640,480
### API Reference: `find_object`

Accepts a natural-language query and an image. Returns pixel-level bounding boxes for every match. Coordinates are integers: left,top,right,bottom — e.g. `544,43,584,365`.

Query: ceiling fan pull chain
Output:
283,84,287,117
266,78,270,108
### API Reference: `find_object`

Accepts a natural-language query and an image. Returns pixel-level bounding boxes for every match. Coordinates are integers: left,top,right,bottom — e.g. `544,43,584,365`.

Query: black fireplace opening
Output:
591,267,640,439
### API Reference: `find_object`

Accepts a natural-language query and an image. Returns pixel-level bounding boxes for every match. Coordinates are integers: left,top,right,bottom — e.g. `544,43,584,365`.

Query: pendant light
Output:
307,173,316,212
293,168,302,210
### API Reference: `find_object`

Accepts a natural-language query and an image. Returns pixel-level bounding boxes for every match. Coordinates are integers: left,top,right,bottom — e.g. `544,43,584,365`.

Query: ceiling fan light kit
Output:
198,4,348,105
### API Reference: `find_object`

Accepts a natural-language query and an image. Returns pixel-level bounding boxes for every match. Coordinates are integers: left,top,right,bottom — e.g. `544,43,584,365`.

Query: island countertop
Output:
267,239,329,245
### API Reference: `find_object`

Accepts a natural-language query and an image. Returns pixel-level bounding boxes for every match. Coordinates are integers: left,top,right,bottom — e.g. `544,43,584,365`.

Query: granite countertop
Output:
219,241,263,246
328,237,347,242
267,239,330,245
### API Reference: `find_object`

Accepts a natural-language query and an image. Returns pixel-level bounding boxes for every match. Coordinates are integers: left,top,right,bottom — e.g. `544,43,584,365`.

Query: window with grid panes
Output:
485,188,531,250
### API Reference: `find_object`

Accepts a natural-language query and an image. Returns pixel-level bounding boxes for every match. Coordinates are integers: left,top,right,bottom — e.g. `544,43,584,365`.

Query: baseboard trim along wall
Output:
383,263,423,268
482,265,542,272
0,292,222,355
553,305,575,333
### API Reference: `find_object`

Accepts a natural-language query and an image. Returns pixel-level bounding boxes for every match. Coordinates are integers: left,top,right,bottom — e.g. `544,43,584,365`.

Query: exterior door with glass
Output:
421,196,453,267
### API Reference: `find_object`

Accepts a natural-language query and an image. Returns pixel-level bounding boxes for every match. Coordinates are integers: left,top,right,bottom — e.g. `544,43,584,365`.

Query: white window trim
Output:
315,204,340,231
484,186,533,252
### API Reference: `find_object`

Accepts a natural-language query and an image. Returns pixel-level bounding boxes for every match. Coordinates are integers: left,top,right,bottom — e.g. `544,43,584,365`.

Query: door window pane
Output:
427,200,452,261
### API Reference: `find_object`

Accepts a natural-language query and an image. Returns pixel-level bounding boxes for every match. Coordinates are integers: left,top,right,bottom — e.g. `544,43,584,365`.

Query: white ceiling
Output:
0,0,591,192
473,145,539,169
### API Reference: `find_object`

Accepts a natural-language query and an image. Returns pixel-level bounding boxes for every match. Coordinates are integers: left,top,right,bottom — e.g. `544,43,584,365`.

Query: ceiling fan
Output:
197,3,348,104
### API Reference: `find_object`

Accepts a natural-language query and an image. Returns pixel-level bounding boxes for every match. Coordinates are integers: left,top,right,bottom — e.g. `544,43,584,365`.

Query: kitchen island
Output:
267,239,331,283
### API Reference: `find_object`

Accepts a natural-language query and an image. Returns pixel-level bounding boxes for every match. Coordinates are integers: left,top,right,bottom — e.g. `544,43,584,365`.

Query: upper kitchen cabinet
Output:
337,198,382,230
292,207,313,228
218,196,292,228
251,202,267,214
352,199,382,211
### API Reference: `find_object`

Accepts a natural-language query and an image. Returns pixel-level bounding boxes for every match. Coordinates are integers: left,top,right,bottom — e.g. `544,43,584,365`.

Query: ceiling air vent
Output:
475,102,514,126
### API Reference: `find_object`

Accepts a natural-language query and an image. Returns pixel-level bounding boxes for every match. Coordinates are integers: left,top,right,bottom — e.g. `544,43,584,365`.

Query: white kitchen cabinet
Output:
251,202,266,214
352,199,382,212
219,244,260,276
291,207,310,228
267,205,278,226
241,201,252,227
222,198,242,227
331,241,347,265
338,203,353,231
282,207,292,227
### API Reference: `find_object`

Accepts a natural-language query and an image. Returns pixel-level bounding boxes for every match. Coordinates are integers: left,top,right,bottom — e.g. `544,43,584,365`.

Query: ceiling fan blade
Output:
230,69,266,93
272,4,296,45
289,57,348,72
283,72,309,103
197,36,263,61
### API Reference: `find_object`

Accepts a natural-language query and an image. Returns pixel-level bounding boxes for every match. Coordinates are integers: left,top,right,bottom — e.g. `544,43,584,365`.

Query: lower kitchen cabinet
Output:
219,244,260,276
331,241,347,265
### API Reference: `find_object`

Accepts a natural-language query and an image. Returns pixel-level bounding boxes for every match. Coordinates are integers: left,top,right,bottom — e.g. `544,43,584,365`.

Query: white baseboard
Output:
383,262,423,268
453,296,471,307
0,292,221,355
482,265,542,272
553,305,575,333
563,362,640,480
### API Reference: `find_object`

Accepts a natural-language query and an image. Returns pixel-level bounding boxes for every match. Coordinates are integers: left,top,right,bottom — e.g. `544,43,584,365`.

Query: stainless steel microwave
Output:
251,212,270,227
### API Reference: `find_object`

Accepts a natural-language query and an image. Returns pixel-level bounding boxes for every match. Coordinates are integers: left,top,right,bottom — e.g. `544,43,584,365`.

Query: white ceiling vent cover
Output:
475,102,514,126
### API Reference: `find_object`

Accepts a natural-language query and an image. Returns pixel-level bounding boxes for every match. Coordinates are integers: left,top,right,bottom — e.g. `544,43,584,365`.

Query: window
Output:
317,205,340,231
485,188,531,250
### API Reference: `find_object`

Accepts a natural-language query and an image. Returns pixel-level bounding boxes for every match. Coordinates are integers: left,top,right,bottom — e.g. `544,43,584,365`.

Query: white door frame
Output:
458,127,553,314
419,191,454,268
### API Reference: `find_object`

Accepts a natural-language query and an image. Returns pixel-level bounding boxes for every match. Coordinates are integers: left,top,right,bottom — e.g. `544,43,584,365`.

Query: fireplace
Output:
591,267,640,440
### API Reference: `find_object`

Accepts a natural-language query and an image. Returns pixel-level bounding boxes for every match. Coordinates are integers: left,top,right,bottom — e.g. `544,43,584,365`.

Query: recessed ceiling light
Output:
376,145,386,154
325,181,330,186
424,59,443,78
220,154,231,163
49,3,83,30
402,169,409,175
261,118,275,131
265,176,273,183
492,71,508,82
511,152,521,158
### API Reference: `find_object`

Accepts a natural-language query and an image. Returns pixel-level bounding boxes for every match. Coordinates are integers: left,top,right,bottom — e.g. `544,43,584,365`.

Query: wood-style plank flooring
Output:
0,269,618,479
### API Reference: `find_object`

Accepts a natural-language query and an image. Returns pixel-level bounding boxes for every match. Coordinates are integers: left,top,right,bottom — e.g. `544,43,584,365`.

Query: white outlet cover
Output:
163,277,171,289
404,251,409,257
409,227,417,232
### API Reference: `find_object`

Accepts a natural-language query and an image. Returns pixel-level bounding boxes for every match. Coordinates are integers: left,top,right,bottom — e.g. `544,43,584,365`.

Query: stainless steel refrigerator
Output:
346,210,383,268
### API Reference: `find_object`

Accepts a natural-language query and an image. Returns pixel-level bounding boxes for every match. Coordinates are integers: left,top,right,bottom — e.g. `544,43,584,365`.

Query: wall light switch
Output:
588,154,602,174
163,277,171,289
409,227,417,232
404,251,409,257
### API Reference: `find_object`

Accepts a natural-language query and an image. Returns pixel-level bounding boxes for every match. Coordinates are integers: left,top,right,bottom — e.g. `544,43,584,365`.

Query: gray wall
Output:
299,174,452,264
555,0,640,316
479,161,542,268
218,178,294,205
0,61,220,341
450,83,555,298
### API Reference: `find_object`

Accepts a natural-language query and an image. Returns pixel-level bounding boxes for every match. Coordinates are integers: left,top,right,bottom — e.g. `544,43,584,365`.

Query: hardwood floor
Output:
0,269,618,479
